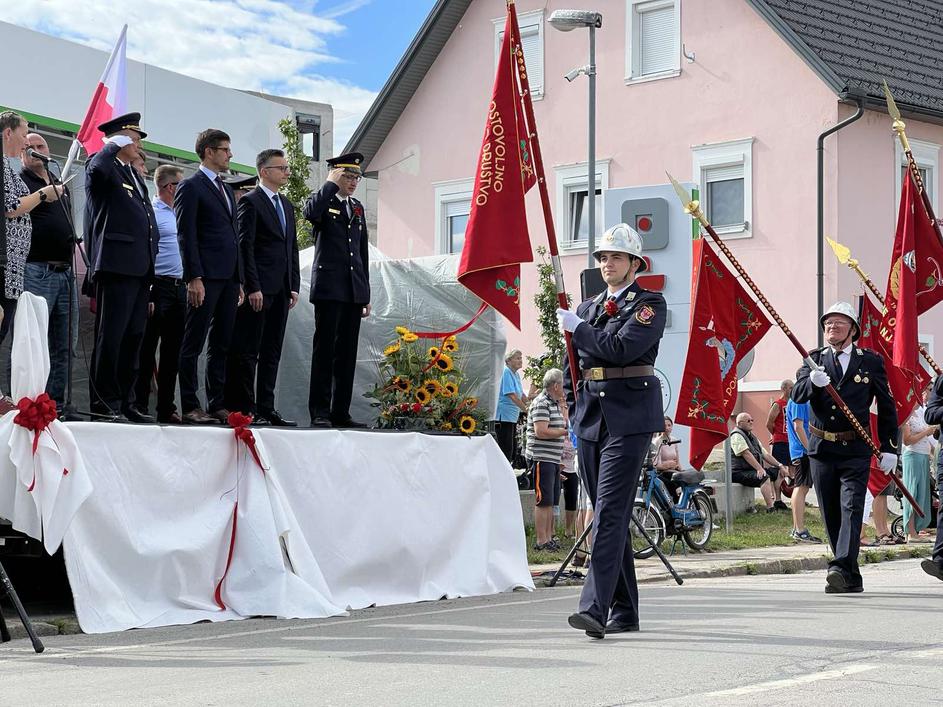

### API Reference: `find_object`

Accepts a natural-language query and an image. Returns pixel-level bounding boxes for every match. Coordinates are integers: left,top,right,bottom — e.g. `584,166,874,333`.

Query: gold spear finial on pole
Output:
666,172,708,227
825,236,854,267
882,79,911,153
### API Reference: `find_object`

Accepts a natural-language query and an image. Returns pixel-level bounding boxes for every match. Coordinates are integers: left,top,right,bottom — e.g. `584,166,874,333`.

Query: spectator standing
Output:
20,133,76,411
784,398,822,542
729,412,786,513
921,375,943,582
525,368,568,550
902,390,937,543
495,349,528,466
765,379,793,510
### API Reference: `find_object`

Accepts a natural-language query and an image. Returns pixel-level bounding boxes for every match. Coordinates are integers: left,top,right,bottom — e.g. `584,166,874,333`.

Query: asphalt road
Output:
1,560,942,706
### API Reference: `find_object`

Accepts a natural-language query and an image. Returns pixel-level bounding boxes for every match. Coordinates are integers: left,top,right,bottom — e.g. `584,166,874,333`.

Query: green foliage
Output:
523,246,571,387
277,117,314,248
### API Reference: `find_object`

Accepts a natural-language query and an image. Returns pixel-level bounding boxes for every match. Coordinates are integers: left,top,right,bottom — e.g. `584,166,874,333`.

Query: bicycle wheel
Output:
631,503,666,559
682,491,715,552
891,515,904,542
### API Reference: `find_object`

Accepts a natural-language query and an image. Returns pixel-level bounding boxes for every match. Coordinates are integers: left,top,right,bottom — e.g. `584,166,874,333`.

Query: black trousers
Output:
308,300,362,422
133,277,186,417
90,273,150,413
933,456,943,565
178,277,239,413
225,289,290,415
495,420,518,463
577,423,648,626
810,453,870,585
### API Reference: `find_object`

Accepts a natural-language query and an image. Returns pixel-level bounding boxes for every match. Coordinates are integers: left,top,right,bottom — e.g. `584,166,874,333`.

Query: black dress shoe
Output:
605,619,640,634
310,417,333,428
825,570,862,593
332,418,368,429
261,410,297,427
123,406,155,424
567,612,605,639
157,412,183,424
921,559,943,581
183,408,221,425
250,415,272,426
825,584,864,594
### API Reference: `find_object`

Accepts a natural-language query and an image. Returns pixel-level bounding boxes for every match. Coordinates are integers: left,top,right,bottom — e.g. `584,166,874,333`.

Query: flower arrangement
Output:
368,327,487,434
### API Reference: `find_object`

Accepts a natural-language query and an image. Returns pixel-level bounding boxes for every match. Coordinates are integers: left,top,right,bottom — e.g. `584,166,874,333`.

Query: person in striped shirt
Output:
526,368,569,550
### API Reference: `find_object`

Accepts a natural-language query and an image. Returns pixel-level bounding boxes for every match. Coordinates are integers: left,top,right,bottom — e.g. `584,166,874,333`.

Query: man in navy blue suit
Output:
558,223,667,639
174,128,243,425
303,152,371,428
225,148,300,426
85,112,158,422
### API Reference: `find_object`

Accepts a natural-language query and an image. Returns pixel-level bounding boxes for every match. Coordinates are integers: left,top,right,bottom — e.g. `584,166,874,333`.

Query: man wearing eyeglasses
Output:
304,152,371,429
130,164,186,423
175,128,244,425
225,149,300,426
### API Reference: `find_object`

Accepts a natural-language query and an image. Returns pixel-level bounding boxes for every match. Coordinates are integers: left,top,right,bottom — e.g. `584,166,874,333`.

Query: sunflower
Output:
434,353,454,372
392,376,411,393
443,336,458,352
459,415,476,435
442,381,459,397
415,388,431,405
440,422,453,432
427,346,441,359
423,379,441,395
383,341,401,357
395,326,410,336
403,332,418,343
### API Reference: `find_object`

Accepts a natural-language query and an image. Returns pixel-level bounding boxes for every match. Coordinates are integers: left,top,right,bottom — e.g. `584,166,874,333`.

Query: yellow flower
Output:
428,346,440,359
442,381,459,397
383,341,401,356
434,353,454,372
403,332,418,343
423,379,441,395
392,376,411,393
440,422,453,432
395,326,410,336
443,336,458,352
415,388,431,405
460,397,478,410
459,415,476,435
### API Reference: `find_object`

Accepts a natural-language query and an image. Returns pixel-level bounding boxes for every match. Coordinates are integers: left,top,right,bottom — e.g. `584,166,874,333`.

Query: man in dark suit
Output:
225,149,300,426
922,376,943,583
175,128,243,425
558,224,667,639
792,302,898,593
303,152,371,428
84,112,158,422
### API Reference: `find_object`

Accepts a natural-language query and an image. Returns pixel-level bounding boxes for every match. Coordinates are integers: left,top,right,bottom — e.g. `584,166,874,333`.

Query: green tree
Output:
277,117,314,248
523,245,571,387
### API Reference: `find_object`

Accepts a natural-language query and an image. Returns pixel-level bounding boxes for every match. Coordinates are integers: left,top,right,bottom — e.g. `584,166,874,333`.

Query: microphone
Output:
27,148,49,163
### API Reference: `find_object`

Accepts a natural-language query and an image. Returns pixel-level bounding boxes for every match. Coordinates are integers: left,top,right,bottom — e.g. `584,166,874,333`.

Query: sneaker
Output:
546,538,562,552
773,500,790,511
766,506,776,514
794,529,823,543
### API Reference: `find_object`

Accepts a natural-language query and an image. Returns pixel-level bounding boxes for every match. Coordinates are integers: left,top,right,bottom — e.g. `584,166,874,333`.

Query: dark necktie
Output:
273,194,286,234
215,176,231,214
831,349,844,380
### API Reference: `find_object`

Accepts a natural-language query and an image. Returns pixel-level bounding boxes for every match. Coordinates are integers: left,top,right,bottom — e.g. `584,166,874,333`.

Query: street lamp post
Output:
549,9,603,270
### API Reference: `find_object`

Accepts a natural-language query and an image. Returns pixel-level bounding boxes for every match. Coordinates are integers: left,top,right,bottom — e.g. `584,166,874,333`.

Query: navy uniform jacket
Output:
174,170,241,283
924,374,943,426
85,142,158,278
238,187,301,296
303,181,370,304
564,282,667,441
792,346,897,457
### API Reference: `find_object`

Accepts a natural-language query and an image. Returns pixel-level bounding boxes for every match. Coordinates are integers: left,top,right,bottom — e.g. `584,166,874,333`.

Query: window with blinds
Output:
692,138,753,238
627,0,680,81
894,137,939,215
704,164,744,229
444,198,471,254
495,10,544,97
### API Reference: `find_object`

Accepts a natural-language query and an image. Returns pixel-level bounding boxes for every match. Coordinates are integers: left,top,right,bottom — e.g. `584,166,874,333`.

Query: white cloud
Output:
2,0,379,148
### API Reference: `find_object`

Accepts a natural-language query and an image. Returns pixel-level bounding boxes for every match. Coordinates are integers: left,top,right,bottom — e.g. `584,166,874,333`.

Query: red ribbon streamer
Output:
412,302,488,339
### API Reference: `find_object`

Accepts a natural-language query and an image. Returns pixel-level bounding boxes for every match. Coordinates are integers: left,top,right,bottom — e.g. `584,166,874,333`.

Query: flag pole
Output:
59,139,83,183
507,0,580,392
668,174,924,518
826,237,942,374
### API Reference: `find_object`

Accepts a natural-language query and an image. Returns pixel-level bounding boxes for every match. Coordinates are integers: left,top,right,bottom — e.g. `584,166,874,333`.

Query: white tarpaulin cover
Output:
63,424,533,634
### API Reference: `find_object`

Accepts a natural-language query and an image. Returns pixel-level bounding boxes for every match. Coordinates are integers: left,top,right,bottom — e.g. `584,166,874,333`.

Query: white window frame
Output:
895,136,939,214
691,137,753,239
493,9,544,100
554,160,611,251
433,178,474,255
625,0,681,85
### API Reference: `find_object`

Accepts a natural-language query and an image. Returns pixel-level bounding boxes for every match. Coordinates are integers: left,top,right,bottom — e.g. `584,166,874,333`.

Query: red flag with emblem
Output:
858,294,927,426
456,4,536,329
675,239,773,469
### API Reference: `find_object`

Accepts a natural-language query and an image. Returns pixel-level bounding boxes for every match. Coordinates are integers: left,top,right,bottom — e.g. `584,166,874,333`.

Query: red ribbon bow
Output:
14,393,58,455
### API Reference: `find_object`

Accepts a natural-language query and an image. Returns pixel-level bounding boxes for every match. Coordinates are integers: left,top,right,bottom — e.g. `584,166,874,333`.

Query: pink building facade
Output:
350,0,943,430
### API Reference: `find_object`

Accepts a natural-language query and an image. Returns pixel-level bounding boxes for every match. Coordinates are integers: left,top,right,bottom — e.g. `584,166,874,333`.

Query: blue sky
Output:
0,0,439,148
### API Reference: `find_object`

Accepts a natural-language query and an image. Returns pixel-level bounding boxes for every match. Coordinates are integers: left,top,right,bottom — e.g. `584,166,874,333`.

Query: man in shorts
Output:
785,398,823,542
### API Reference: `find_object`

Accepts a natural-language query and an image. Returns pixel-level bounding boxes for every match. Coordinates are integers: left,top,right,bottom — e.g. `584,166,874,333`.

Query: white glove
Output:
810,368,830,387
556,308,582,334
879,453,898,474
105,134,134,148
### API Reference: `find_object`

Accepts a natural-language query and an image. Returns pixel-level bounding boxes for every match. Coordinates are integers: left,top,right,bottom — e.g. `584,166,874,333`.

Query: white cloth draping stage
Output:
62,425,533,634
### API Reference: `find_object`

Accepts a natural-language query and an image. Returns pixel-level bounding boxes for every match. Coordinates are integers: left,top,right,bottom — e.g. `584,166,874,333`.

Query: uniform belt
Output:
809,425,857,443
581,365,654,381
155,275,185,287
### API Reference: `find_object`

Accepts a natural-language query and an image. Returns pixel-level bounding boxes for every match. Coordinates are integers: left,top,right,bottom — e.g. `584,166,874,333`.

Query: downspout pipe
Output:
817,88,866,348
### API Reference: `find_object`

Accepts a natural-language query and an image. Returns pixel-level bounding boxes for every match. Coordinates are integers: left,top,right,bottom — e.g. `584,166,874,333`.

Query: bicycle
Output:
632,444,717,557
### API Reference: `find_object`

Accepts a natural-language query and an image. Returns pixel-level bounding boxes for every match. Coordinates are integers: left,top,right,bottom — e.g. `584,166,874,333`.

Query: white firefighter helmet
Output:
820,301,860,341
593,223,647,272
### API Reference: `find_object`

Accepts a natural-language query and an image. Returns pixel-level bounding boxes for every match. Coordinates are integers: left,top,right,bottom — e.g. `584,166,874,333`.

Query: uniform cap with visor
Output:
593,223,647,273
820,301,860,341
